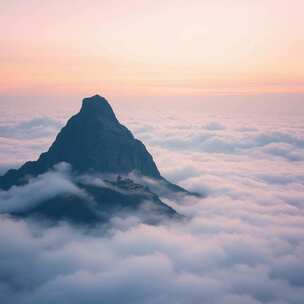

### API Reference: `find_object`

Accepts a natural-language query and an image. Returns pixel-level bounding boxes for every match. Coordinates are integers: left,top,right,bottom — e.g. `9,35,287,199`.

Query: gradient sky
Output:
1,0,304,97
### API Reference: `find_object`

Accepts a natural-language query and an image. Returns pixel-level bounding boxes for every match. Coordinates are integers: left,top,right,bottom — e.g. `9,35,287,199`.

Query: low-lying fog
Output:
1,94,303,303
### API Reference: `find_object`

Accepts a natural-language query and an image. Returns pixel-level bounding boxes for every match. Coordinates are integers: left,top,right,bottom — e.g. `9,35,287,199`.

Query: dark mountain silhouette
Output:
0,95,194,224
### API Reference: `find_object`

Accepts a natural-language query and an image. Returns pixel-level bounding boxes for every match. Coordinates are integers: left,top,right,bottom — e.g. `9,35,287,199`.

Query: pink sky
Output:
1,0,304,97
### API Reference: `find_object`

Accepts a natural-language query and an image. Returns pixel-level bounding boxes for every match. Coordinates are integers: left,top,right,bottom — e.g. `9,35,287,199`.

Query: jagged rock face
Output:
0,95,161,190
0,95,187,224
43,95,161,177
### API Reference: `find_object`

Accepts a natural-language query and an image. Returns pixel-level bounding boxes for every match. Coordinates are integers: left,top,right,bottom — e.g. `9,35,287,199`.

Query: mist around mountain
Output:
0,97,304,304
0,95,195,224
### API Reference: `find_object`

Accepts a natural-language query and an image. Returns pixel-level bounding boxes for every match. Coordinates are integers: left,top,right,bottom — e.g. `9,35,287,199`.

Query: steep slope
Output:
0,95,161,190
0,95,193,223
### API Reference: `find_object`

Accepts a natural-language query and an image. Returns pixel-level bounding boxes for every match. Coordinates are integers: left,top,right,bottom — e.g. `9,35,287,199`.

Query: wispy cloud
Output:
0,163,85,213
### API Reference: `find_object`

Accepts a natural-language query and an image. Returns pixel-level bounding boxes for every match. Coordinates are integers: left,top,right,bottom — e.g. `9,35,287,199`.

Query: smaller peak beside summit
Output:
80,94,118,122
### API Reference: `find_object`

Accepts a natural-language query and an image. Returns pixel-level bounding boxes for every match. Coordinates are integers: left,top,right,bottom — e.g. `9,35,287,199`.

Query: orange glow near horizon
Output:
1,0,304,96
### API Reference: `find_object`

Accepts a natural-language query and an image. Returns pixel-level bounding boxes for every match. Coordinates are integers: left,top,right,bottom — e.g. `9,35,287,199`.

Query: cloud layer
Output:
0,163,85,213
0,107,304,303
0,115,63,173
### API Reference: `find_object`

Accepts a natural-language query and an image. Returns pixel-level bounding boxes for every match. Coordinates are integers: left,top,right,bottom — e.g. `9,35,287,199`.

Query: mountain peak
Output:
0,94,163,188
80,94,118,122
0,94,195,223
0,95,195,197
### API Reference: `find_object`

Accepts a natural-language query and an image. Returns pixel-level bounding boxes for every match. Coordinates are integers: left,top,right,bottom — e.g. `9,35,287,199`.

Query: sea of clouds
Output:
0,103,303,303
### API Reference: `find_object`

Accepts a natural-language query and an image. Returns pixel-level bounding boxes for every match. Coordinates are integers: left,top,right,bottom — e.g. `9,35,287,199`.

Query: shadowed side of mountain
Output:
9,174,180,225
0,95,161,190
0,94,197,224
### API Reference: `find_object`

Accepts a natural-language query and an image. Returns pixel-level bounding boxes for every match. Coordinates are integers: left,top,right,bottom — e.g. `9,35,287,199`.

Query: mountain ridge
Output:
0,95,195,223
0,95,163,189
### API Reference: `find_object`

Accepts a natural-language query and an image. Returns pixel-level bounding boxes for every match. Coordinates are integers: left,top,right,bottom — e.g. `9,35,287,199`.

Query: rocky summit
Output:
0,95,194,224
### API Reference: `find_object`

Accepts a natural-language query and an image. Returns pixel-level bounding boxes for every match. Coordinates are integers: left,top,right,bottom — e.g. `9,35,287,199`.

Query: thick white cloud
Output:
0,163,86,213
0,106,304,303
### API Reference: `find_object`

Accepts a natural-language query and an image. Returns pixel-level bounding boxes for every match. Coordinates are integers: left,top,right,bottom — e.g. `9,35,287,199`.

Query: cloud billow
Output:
0,110,304,303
